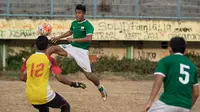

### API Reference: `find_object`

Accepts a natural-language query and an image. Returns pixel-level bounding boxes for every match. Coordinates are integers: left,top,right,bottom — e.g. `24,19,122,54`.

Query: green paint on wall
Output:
5,44,8,67
0,44,2,70
0,44,8,69
126,46,131,59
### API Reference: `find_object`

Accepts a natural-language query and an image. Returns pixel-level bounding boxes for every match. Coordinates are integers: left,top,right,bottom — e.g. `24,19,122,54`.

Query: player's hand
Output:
67,38,74,43
144,102,152,112
70,82,86,89
51,36,60,43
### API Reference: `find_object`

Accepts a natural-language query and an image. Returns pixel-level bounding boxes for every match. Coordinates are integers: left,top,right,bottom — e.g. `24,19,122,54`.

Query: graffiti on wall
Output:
0,19,71,39
134,48,200,61
1,19,200,41
94,20,200,41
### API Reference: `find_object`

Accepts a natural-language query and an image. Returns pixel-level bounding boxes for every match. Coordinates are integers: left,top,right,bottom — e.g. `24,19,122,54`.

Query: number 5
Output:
179,64,190,84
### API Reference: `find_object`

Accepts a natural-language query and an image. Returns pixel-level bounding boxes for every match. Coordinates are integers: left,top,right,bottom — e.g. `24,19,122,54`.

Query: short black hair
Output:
75,4,86,13
36,36,48,50
169,37,186,54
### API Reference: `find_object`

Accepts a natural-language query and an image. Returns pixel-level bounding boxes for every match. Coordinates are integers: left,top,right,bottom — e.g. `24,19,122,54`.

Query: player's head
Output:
36,36,48,51
169,37,186,54
75,4,86,21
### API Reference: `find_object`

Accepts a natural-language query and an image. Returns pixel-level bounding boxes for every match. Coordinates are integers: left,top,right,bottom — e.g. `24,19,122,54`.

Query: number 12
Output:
30,63,44,77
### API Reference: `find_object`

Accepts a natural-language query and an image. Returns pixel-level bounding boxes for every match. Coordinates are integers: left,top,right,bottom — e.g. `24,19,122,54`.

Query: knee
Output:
61,103,70,112
47,46,61,55
46,46,56,55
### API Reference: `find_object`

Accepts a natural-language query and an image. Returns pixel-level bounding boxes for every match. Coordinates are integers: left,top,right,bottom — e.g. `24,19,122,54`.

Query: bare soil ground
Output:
0,80,199,112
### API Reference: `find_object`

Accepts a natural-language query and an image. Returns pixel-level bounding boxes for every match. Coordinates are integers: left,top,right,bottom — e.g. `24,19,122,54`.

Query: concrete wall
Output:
2,19,200,42
133,48,200,61
7,40,200,63
1,18,200,68
133,42,200,61
1,0,200,17
0,44,2,69
7,41,127,62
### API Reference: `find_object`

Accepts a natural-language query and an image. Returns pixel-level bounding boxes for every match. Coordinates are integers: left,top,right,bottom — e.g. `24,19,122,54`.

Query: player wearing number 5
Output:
145,37,199,112
20,36,86,112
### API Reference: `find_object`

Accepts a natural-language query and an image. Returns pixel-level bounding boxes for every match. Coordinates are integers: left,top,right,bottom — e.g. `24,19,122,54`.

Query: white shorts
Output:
59,44,91,72
148,100,191,112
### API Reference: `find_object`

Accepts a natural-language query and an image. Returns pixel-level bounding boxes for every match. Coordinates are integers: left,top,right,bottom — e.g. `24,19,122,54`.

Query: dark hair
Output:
36,36,48,50
75,4,86,13
169,37,186,54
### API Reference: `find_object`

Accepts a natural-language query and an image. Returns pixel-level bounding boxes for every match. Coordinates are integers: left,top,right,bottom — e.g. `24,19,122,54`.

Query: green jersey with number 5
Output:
154,53,199,109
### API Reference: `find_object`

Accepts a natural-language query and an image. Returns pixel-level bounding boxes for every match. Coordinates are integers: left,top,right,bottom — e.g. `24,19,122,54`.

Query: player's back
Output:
23,52,55,105
158,53,198,109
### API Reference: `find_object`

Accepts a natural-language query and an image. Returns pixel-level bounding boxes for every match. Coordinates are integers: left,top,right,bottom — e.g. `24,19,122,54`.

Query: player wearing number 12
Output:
145,37,199,112
20,36,86,112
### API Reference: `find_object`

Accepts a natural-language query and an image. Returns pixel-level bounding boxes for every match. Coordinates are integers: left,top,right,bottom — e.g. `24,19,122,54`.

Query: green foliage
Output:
6,51,31,70
56,56,79,74
185,53,200,71
93,56,157,75
0,59,2,70
5,52,200,77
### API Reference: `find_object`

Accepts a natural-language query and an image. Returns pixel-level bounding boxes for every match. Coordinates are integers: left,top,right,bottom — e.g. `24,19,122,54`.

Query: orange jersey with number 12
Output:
21,52,62,105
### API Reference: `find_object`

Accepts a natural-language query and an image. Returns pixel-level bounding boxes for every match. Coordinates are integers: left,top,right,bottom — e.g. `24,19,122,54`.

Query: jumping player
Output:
145,37,199,112
46,4,107,100
20,36,86,112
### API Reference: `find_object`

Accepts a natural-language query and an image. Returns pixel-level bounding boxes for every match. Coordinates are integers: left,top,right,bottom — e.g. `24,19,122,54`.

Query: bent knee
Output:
61,103,70,112
47,45,67,56
46,46,58,55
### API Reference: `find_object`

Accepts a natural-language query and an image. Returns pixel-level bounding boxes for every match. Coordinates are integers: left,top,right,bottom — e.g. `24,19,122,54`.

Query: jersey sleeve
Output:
193,68,199,86
86,22,94,36
48,56,62,75
154,59,167,77
20,57,30,74
70,22,74,32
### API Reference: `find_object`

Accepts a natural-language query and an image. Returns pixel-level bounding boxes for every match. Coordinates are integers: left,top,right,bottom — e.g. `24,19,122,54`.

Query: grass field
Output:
0,78,200,112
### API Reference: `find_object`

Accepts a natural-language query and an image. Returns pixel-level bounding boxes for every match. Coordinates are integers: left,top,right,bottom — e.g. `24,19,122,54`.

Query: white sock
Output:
98,84,102,89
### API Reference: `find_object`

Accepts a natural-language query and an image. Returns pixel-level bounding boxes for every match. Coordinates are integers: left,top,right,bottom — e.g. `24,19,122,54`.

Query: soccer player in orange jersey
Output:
20,36,86,112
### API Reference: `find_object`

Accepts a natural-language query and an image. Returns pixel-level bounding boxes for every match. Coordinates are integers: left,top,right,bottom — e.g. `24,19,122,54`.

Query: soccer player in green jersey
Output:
46,4,107,101
145,37,199,112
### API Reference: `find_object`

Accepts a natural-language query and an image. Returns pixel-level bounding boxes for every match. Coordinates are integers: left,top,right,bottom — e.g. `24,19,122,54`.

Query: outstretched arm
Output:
67,35,92,43
58,30,73,39
51,30,73,43
55,74,86,89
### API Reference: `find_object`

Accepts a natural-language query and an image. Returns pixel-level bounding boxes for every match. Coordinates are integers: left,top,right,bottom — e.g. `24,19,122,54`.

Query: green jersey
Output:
154,53,199,109
70,20,94,50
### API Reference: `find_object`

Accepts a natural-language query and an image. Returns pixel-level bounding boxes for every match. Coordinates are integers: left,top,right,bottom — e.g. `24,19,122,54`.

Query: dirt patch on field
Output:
0,80,199,112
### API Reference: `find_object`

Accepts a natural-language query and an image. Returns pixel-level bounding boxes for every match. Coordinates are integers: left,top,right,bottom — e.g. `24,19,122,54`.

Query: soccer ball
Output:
37,23,52,36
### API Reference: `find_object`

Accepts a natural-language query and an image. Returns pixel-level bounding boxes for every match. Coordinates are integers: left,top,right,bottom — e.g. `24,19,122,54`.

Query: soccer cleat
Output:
98,85,107,101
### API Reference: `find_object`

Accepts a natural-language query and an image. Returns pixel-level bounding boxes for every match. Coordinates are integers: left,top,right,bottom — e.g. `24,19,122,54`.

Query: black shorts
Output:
32,93,69,112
